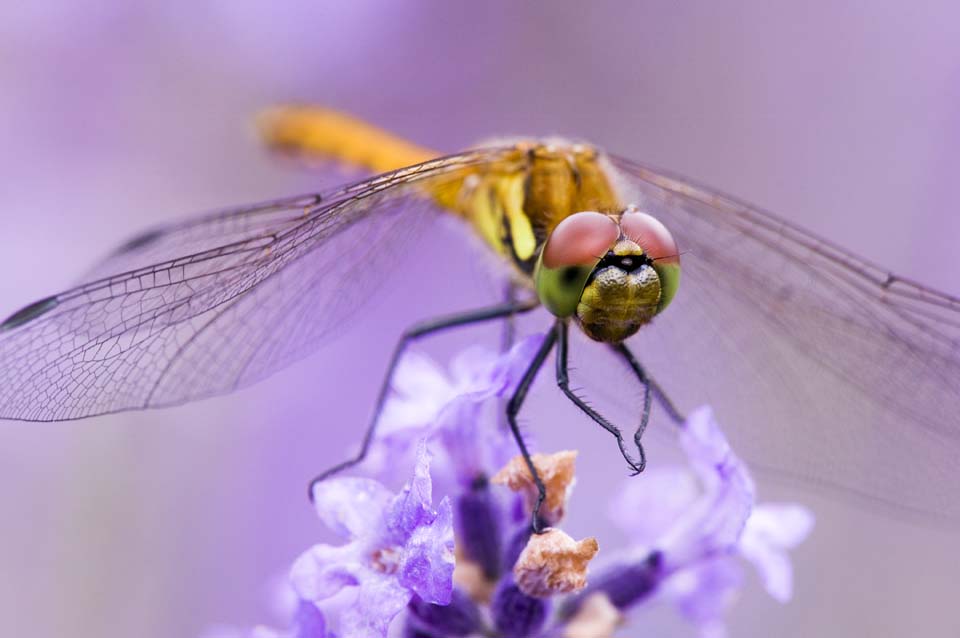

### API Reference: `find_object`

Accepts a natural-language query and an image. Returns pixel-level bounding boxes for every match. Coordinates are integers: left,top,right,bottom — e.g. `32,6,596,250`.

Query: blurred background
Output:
1,2,958,636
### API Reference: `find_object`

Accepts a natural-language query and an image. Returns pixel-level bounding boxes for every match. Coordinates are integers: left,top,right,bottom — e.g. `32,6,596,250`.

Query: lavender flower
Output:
202,599,329,638
406,589,482,637
212,344,813,638
290,440,454,638
370,335,546,488
566,406,814,635
491,578,549,637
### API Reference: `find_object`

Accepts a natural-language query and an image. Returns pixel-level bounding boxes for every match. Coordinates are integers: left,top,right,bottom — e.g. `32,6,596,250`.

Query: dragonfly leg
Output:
498,281,519,431
500,280,518,353
610,342,686,427
608,343,652,468
555,321,646,475
307,299,538,500
505,324,560,534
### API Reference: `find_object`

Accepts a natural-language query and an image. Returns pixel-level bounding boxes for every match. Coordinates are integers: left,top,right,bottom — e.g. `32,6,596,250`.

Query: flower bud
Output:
406,589,482,637
491,578,549,638
561,551,663,618
455,476,502,580
503,525,533,574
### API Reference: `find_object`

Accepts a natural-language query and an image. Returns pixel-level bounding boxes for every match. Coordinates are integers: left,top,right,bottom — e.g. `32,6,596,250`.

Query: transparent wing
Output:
609,155,960,524
0,150,502,421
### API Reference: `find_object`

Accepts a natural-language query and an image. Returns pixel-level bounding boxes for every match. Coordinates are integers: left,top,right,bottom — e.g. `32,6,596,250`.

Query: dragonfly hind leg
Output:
307,299,538,501
554,320,646,475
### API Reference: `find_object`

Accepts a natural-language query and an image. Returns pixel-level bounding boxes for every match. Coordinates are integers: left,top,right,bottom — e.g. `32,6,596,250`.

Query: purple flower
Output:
201,599,329,638
656,405,758,568
406,589,482,637
491,578,550,637
662,556,742,637
600,406,814,632
290,440,454,638
370,335,546,487
212,347,812,638
738,503,814,602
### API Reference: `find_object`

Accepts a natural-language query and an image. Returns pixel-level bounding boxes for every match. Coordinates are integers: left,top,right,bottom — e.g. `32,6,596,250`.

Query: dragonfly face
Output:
534,209,681,342
435,140,681,342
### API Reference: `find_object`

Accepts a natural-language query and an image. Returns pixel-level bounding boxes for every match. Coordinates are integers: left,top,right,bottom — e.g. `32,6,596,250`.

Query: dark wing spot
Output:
113,227,164,256
0,296,59,332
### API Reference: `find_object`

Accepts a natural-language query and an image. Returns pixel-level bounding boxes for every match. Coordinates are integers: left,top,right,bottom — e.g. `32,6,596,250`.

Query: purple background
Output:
1,3,958,636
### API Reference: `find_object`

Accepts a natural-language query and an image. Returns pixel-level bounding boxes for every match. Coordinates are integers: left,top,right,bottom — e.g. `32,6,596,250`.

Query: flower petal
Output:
659,407,755,566
494,334,547,397
386,440,436,540
339,573,412,638
289,542,364,601
435,398,489,479
608,466,700,543
401,496,455,604
291,600,328,638
739,504,813,602
666,556,743,626
380,351,455,435
743,537,794,602
449,346,500,393
310,477,392,540
680,407,735,480
746,504,815,548
392,351,453,401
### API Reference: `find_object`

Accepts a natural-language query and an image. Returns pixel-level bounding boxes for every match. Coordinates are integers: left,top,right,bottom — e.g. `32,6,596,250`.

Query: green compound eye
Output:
534,212,619,317
535,261,596,317
653,259,681,313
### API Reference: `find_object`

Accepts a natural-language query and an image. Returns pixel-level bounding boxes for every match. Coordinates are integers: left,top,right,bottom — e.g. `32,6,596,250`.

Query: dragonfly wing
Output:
609,155,960,524
80,193,326,282
0,150,500,421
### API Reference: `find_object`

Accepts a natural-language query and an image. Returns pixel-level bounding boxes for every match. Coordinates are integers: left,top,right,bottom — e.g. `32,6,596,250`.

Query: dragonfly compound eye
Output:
534,212,620,318
620,209,681,313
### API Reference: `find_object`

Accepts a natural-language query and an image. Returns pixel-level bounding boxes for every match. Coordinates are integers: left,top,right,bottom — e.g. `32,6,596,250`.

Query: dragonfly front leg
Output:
307,299,538,500
609,342,653,465
610,342,686,427
555,321,646,475
506,325,560,534
498,281,520,432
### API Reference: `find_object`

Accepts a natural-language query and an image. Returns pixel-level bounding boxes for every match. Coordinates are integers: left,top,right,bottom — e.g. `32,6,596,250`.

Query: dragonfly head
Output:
534,208,680,342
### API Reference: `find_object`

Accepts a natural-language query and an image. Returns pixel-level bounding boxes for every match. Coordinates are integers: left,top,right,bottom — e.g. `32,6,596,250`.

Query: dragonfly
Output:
1,107,958,532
